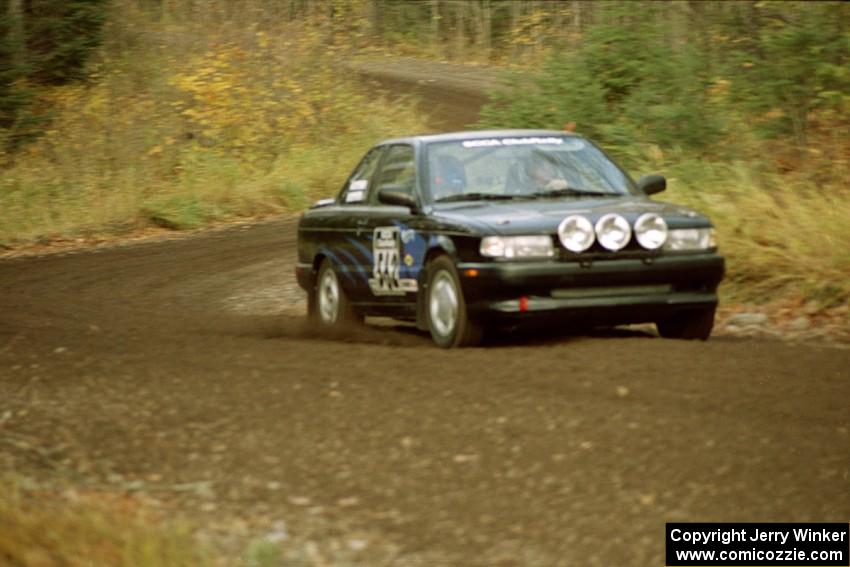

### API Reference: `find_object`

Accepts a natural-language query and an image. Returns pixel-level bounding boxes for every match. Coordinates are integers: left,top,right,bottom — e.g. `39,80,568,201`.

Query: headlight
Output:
664,228,716,251
558,215,595,253
634,213,668,250
595,213,631,251
480,235,554,259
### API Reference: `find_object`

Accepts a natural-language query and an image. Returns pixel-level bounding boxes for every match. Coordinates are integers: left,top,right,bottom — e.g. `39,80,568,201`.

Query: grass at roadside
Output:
0,477,208,567
0,476,415,567
619,147,850,308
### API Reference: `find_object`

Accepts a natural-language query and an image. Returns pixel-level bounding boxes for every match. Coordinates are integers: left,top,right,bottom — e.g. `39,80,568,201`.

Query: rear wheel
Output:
656,307,715,340
312,259,359,329
426,256,482,348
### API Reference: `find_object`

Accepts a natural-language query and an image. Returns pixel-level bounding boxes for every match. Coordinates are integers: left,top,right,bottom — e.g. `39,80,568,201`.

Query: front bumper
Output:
458,252,724,324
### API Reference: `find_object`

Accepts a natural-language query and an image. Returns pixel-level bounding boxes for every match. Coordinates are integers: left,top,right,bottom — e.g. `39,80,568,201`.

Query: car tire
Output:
312,259,360,330
425,256,482,348
656,307,715,340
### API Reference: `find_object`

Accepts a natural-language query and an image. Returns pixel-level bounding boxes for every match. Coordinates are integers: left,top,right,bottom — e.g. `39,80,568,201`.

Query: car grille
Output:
557,248,660,262
550,285,673,299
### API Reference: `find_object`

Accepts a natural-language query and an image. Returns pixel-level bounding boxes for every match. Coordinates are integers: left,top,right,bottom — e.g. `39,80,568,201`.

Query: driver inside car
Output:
524,158,569,192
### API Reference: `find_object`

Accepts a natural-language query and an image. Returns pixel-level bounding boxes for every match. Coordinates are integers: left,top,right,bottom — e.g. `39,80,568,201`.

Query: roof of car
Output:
378,129,583,146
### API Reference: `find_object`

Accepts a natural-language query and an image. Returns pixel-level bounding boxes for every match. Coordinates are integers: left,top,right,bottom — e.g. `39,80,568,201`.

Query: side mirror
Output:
378,185,418,212
637,174,666,196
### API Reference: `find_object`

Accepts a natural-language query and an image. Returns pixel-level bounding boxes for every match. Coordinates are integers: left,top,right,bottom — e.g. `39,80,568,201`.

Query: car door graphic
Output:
360,144,420,301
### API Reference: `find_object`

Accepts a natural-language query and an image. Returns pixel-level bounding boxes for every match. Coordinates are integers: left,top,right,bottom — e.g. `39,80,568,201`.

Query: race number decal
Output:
369,226,417,296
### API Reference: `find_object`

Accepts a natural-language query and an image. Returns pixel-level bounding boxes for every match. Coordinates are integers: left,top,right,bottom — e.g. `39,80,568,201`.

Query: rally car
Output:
295,130,724,347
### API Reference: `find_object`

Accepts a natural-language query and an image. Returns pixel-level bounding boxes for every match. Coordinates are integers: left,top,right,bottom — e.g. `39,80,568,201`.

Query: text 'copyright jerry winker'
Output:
666,523,849,566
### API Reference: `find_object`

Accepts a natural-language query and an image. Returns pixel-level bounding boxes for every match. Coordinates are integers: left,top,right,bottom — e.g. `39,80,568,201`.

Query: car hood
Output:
431,196,711,235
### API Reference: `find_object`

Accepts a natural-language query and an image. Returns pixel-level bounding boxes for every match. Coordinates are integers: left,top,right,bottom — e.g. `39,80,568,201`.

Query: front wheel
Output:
656,307,715,340
311,259,360,329
426,256,482,348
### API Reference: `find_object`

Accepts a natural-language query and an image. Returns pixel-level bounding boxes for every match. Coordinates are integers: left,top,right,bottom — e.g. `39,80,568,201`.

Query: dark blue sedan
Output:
296,130,724,347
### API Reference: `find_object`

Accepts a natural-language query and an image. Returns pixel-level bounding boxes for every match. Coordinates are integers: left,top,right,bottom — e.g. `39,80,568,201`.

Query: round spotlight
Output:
595,213,631,251
634,213,668,250
558,215,595,253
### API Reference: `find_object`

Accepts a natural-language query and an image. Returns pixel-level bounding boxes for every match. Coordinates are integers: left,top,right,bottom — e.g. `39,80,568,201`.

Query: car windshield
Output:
426,136,635,203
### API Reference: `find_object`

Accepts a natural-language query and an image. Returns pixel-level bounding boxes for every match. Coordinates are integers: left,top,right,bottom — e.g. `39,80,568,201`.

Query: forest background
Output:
1,0,848,305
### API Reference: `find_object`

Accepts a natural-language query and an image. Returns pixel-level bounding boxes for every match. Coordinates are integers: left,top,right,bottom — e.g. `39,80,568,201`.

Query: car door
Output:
355,143,423,308
329,145,385,302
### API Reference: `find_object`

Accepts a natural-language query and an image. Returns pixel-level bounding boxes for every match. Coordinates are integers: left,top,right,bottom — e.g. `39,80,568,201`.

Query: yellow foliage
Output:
170,35,369,159
0,0,427,245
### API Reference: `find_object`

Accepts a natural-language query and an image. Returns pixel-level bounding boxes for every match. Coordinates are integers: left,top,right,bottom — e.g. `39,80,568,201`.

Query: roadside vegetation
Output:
0,474,412,567
0,0,425,244
0,477,208,567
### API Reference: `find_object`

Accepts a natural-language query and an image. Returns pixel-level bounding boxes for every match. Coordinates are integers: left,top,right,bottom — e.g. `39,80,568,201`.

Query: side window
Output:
339,147,383,205
374,145,416,200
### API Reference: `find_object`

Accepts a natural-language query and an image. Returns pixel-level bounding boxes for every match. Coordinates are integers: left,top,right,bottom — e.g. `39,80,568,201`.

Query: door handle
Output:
355,218,368,235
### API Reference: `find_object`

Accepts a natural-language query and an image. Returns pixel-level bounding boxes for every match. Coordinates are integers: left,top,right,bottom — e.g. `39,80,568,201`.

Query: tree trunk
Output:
454,1,465,61
7,0,24,56
572,0,580,32
430,0,439,49
481,0,491,61
510,0,521,60
369,0,383,44
469,0,491,61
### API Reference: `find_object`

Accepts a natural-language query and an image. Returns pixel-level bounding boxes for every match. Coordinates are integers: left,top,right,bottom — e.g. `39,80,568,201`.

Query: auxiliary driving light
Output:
595,213,631,251
557,215,595,253
634,213,668,250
